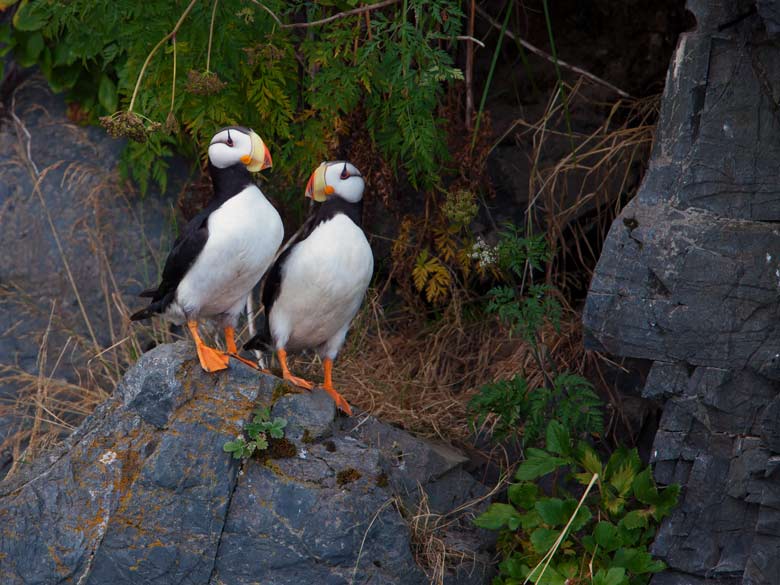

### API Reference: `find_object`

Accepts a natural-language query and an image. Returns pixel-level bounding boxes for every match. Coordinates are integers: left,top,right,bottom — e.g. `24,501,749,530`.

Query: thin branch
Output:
475,5,632,99
465,0,475,130
456,35,485,48
128,0,199,113
282,0,402,29
169,33,177,115
206,0,220,72
248,0,283,27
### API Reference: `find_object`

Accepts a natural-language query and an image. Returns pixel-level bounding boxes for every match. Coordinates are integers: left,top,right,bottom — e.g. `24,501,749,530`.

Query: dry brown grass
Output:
512,80,659,287
1,76,656,480
407,476,506,584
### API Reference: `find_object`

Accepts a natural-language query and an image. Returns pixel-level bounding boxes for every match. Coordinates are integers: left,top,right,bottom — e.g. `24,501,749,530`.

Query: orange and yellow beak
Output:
305,163,335,202
240,130,273,172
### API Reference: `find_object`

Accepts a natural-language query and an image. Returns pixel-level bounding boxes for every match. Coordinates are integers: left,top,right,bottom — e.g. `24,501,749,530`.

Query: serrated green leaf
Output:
592,567,628,585
529,527,559,555
255,434,268,451
526,563,566,585
653,483,680,520
535,498,568,526
545,420,571,456
474,503,521,531
605,447,641,496
516,451,568,481
593,521,621,552
620,509,649,530
576,442,603,477
613,547,658,575
508,482,538,510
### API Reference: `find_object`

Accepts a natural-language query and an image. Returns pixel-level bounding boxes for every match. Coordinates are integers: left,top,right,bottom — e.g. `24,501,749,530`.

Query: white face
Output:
208,128,253,169
323,161,365,203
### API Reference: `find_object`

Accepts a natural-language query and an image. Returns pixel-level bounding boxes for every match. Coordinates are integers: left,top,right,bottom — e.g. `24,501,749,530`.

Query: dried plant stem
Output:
285,0,401,28
169,33,177,115
128,0,198,113
525,473,599,584
475,5,631,98
206,0,219,72
464,0,475,130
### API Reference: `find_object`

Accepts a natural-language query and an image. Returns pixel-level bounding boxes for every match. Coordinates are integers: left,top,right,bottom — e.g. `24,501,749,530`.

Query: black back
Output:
130,162,254,321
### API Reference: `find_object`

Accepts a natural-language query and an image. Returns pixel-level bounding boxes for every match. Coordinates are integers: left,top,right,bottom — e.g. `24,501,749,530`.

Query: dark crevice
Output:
206,457,244,583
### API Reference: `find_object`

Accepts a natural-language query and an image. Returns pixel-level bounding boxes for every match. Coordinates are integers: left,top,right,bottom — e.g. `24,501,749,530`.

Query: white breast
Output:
175,185,283,319
270,214,373,354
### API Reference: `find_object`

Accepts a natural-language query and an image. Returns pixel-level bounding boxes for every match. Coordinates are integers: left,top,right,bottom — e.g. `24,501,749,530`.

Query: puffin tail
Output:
129,292,174,322
244,312,272,351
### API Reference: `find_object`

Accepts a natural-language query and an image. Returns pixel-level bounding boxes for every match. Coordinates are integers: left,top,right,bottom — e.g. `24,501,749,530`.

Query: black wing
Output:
130,209,211,320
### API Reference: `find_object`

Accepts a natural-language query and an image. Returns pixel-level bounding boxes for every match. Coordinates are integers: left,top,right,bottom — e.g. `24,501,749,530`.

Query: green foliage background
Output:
3,0,463,196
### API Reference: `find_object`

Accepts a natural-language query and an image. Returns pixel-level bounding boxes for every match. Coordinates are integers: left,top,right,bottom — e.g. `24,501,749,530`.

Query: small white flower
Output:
470,237,497,268
99,450,117,466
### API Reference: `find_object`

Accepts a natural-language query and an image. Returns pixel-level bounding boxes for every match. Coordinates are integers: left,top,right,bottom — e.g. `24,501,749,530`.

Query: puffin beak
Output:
305,164,333,202
242,131,273,172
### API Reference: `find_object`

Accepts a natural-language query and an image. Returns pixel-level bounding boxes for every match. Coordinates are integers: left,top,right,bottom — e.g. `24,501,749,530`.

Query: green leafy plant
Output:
223,406,287,459
3,0,463,195
475,420,680,585
469,229,603,443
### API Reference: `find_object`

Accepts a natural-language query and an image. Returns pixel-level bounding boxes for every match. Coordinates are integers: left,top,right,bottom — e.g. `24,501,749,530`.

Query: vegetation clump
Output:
223,406,287,460
475,420,679,585
336,468,362,486
468,229,603,444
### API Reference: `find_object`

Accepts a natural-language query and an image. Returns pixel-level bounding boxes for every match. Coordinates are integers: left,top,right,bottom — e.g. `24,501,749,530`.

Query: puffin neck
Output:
314,196,363,228
208,162,255,201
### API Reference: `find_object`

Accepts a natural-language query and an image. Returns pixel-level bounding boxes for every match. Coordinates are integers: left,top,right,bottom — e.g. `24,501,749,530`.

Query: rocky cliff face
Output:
0,342,492,584
584,1,780,583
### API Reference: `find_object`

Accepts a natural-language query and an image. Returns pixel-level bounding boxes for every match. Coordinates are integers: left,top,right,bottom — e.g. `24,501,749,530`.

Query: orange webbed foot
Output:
228,352,263,371
322,383,353,416
283,372,314,390
321,357,352,415
196,344,229,372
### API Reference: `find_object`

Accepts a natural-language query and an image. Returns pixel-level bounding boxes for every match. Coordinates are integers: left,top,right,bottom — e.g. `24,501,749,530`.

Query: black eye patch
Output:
340,163,350,180
226,130,234,147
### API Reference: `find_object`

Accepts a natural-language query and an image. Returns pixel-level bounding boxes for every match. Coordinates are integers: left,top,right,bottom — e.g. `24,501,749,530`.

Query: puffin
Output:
130,126,283,373
244,161,374,415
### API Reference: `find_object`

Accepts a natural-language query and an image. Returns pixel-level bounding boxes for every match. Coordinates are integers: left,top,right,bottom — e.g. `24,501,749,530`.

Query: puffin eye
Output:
340,163,350,180
226,130,234,147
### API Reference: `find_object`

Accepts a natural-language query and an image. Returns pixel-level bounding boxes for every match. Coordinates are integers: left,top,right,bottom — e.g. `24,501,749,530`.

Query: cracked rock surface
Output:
0,342,493,584
584,1,780,583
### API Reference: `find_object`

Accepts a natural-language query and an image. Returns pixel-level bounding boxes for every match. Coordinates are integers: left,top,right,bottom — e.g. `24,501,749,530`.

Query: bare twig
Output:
206,0,220,72
248,0,283,27
282,0,402,29
456,35,485,48
465,0,476,130
475,5,631,98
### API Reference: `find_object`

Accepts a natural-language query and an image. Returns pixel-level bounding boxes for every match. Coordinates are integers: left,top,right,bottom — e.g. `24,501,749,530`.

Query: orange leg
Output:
322,358,352,416
277,348,313,390
224,326,266,371
188,321,229,372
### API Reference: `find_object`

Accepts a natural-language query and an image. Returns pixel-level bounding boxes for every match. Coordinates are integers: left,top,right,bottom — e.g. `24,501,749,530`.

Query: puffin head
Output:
305,161,364,204
208,126,272,172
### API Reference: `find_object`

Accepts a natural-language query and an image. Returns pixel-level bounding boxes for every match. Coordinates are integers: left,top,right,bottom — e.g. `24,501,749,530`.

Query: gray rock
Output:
0,342,493,584
0,74,180,453
584,1,780,583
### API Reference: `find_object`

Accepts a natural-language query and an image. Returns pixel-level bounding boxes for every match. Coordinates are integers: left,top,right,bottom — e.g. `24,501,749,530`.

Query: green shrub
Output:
3,0,463,196
475,420,679,585
469,229,603,443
